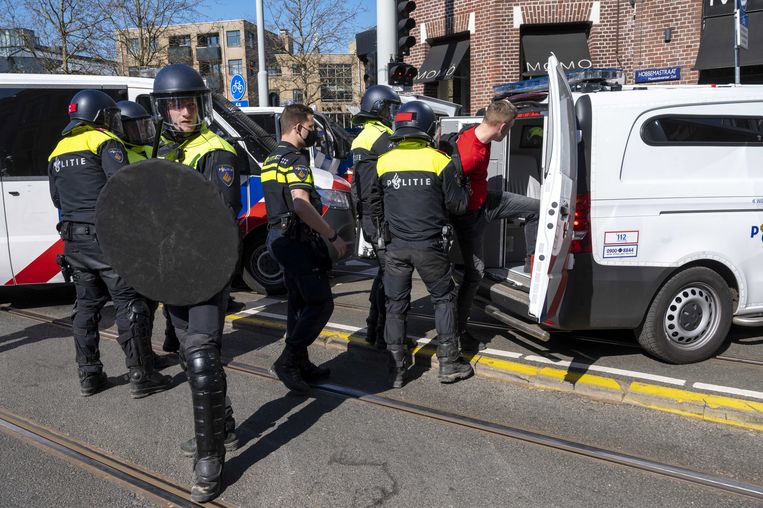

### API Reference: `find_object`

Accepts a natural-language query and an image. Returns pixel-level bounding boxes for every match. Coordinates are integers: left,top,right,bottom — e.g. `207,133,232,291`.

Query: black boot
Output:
270,345,310,393
129,366,172,398
459,331,486,354
437,338,474,384
296,347,330,381
388,345,408,389
181,400,239,457
186,346,227,503
79,370,108,397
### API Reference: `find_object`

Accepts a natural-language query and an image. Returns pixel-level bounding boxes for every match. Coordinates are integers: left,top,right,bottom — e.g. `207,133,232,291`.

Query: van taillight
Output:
570,193,591,254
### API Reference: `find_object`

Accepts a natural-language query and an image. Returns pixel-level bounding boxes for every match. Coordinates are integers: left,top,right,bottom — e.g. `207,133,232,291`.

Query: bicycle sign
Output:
230,74,246,100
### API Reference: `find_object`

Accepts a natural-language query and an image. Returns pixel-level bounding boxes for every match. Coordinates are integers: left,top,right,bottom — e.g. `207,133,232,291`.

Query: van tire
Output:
241,231,286,295
636,267,732,364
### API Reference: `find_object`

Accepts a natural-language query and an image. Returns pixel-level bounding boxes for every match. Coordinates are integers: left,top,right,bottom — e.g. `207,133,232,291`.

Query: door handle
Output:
8,191,19,196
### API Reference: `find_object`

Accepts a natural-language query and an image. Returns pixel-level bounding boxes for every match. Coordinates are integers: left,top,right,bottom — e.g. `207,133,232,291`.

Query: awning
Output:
695,12,763,70
413,39,470,84
521,32,592,77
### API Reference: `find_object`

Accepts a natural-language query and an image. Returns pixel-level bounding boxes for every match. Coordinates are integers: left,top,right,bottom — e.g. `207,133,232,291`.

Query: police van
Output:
442,56,763,364
0,74,355,294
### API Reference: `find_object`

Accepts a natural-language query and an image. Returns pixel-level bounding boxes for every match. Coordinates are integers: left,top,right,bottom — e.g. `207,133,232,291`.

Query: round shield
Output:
96,159,240,306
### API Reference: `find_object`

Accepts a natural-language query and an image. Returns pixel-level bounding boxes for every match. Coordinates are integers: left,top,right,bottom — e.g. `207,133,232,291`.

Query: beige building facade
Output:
117,19,362,112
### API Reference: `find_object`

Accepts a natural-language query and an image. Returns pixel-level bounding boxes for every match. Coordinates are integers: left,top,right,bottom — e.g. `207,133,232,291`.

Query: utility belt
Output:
58,221,95,241
268,214,316,242
383,224,454,254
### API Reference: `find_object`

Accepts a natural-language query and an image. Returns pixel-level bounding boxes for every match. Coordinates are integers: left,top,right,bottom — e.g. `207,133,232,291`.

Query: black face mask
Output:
300,125,318,147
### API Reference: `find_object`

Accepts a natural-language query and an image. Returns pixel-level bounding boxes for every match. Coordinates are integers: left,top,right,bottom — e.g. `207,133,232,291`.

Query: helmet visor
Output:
152,92,213,135
378,101,400,125
123,117,156,146
97,107,125,138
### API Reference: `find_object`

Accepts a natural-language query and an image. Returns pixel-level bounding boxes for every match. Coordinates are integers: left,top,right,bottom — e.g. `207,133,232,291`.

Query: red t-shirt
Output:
456,126,490,211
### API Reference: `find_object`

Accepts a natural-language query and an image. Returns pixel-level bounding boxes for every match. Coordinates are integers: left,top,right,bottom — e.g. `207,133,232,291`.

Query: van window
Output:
642,115,763,145
0,87,123,178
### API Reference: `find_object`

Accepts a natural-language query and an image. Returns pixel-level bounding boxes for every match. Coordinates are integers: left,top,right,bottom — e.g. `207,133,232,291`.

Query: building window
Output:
246,31,256,48
127,37,158,54
319,63,353,102
293,89,304,103
169,35,191,47
226,30,240,47
199,62,223,93
197,33,220,48
269,91,280,107
292,64,302,75
267,64,281,76
228,59,243,77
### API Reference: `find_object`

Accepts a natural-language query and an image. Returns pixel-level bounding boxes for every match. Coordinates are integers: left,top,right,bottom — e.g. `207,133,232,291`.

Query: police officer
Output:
376,101,473,388
350,85,400,349
116,100,180,356
263,104,348,393
48,90,172,398
151,64,240,503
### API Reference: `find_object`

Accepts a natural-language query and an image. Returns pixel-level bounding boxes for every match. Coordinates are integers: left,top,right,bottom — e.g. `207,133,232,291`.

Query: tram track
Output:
4,306,763,502
0,408,236,508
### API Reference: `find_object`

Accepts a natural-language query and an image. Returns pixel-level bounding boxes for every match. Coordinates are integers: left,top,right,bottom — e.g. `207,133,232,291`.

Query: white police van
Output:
0,74,354,294
443,56,763,364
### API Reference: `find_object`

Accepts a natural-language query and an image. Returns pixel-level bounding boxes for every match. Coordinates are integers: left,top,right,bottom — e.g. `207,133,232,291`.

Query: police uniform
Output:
125,143,152,163
377,138,473,385
48,125,165,394
350,119,393,346
263,142,334,379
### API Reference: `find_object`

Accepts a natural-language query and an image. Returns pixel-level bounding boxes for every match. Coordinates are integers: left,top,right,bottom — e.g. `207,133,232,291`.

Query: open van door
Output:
528,55,578,324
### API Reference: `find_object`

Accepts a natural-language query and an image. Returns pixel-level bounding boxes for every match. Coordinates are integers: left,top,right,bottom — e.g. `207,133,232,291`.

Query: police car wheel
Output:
636,267,732,364
242,232,286,295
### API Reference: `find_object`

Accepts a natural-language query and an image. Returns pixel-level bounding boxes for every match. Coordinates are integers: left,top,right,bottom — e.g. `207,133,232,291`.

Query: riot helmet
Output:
117,100,156,146
151,64,213,140
353,84,401,126
390,101,436,142
63,89,123,137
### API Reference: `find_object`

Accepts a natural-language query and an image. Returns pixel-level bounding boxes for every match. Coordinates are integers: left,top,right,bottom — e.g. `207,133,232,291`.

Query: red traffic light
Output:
389,63,417,87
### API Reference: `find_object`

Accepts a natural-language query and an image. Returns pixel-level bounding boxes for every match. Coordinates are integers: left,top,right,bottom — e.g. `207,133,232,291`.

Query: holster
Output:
377,221,391,250
437,224,454,254
56,254,73,283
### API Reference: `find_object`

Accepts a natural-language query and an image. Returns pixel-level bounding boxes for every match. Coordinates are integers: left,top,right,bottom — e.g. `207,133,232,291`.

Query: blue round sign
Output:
230,74,246,101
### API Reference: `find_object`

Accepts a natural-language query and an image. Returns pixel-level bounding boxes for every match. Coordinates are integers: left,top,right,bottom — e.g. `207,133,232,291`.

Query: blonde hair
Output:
484,100,517,126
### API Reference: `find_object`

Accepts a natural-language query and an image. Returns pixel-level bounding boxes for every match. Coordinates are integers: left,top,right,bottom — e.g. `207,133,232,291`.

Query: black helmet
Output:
63,89,123,137
117,100,156,146
150,64,213,139
353,84,401,126
390,101,436,142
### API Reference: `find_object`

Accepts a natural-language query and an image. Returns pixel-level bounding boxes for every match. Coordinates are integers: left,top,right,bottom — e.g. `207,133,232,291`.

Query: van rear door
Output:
528,55,578,324
0,174,13,284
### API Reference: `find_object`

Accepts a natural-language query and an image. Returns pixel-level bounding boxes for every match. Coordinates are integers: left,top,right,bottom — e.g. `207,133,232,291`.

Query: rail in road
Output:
3,307,763,503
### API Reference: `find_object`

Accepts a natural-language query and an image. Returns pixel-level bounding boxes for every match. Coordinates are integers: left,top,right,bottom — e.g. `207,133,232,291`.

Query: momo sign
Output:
521,32,592,77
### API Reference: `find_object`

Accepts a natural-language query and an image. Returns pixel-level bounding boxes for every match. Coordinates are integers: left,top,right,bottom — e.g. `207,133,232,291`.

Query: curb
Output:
228,313,763,432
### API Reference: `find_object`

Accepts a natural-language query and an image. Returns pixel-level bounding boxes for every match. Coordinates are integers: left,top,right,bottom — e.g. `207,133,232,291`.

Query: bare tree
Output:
97,0,199,74
18,0,109,73
267,0,360,105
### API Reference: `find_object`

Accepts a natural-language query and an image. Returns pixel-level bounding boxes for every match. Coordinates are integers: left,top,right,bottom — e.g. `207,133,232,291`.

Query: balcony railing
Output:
196,46,221,62
168,46,192,64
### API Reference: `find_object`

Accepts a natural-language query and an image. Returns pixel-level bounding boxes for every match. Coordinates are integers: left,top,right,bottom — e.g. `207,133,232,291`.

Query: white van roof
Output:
584,84,763,107
0,73,154,90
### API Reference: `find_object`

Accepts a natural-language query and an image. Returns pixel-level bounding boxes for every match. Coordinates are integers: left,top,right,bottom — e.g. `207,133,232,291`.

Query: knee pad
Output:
127,299,151,342
186,346,225,392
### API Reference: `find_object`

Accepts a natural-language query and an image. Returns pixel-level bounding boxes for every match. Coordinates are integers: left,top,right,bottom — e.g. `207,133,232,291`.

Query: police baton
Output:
151,117,164,159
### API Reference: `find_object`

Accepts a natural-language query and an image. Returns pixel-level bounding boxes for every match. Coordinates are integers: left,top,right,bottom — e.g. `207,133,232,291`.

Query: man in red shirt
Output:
452,100,540,353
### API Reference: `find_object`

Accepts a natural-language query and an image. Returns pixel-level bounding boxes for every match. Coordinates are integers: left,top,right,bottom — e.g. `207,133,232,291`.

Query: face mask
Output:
300,125,317,147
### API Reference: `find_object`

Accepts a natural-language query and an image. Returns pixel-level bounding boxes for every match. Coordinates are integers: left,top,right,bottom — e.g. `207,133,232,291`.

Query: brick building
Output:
396,0,762,115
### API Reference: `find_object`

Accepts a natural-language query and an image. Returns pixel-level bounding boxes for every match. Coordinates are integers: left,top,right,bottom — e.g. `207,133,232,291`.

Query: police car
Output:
0,74,355,295
442,56,763,364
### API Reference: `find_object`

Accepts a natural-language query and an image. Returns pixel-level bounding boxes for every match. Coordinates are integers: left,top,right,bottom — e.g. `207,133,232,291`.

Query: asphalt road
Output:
0,281,762,507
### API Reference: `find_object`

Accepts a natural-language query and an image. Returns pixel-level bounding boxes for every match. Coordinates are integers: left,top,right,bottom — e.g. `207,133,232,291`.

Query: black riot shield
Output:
95,159,240,306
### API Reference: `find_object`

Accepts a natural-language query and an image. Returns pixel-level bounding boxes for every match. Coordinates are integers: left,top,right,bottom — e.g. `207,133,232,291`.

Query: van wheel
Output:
636,267,732,364
242,232,286,295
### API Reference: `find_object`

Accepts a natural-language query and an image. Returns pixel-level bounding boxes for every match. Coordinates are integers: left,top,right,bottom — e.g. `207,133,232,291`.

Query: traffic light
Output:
362,51,378,88
396,0,416,57
389,62,417,87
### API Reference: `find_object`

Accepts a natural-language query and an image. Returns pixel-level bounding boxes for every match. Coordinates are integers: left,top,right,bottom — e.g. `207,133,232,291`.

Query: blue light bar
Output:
494,68,625,95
